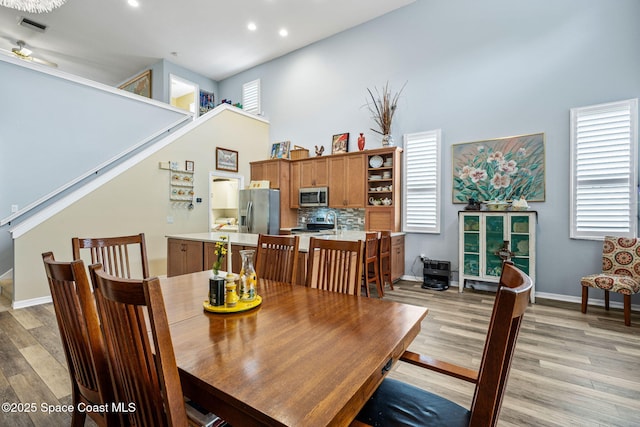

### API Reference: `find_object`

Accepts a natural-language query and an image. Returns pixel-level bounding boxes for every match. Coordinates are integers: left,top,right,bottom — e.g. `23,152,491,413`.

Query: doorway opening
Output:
209,171,244,232
169,74,199,116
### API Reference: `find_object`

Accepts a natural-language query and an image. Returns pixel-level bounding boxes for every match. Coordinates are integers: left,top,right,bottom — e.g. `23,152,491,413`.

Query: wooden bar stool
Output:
379,230,393,293
363,232,383,298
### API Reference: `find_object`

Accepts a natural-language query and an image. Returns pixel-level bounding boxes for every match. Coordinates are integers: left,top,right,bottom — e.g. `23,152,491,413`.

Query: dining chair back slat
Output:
306,238,364,295
378,230,393,292
363,232,382,297
255,234,300,283
41,252,116,427
72,233,149,279
88,264,188,427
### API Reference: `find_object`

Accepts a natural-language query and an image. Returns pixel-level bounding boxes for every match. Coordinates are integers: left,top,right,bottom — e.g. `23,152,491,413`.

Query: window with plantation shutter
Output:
570,99,638,240
242,79,261,114
403,130,441,233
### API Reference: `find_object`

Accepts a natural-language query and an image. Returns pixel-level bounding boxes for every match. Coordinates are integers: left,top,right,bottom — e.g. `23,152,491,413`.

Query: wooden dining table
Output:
160,270,428,427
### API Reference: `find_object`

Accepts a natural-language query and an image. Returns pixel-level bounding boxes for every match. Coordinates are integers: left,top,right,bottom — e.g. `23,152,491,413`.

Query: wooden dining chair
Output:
72,233,149,279
363,232,383,298
255,234,300,283
378,230,393,293
41,252,117,427
354,261,533,427
306,237,364,295
88,263,191,427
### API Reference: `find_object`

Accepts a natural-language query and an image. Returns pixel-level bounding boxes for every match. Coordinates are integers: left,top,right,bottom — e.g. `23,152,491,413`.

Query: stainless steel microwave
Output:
299,187,328,207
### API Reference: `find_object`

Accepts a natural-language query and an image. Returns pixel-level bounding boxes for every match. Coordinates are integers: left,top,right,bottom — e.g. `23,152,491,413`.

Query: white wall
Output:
219,0,640,302
12,106,269,304
0,57,191,273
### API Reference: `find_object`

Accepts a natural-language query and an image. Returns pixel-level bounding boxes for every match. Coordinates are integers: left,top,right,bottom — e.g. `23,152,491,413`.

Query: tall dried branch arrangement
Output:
366,81,407,135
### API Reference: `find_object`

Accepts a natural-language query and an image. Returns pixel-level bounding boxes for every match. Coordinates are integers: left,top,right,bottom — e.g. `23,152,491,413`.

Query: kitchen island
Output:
166,231,405,285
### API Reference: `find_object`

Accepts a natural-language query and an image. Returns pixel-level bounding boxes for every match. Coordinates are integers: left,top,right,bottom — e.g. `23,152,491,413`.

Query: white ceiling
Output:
0,0,414,86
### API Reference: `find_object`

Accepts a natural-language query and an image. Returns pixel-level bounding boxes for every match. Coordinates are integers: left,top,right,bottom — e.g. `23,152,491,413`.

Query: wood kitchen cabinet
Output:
250,159,283,188
365,147,402,231
290,161,301,208
299,158,328,188
328,153,366,208
250,159,297,228
167,238,203,277
390,234,405,282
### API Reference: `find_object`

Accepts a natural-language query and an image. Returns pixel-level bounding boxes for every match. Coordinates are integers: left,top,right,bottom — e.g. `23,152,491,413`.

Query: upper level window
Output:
570,99,638,240
403,130,441,233
242,79,261,115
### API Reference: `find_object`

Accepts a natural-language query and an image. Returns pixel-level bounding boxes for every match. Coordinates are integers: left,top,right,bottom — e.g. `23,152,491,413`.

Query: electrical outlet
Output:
11,204,18,213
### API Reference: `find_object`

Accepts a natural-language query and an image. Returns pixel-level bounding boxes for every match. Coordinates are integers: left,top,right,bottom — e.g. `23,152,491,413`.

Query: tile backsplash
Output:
298,208,364,231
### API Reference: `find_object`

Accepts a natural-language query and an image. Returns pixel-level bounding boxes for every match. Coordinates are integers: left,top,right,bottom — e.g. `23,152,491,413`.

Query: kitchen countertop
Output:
166,231,404,253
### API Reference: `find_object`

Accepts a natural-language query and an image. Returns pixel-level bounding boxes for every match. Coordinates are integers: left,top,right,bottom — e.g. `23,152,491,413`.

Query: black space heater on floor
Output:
422,260,451,291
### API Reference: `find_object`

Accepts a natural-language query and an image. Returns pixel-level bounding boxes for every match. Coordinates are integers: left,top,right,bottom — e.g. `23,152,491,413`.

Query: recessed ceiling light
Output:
247,22,257,31
128,0,139,7
279,28,288,37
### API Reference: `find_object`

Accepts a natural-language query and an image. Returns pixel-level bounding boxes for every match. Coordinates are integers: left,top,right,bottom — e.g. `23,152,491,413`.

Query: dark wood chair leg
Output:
604,290,610,310
581,286,588,313
624,294,631,326
71,409,87,427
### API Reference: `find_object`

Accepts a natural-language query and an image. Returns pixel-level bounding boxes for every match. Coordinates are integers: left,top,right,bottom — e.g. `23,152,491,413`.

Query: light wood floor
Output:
0,280,638,426
384,281,640,427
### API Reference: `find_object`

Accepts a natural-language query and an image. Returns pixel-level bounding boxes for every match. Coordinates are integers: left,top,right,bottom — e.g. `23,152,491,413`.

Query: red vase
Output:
358,133,365,151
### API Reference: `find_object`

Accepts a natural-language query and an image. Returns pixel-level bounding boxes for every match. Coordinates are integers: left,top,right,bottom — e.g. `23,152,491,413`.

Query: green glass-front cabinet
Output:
458,211,536,303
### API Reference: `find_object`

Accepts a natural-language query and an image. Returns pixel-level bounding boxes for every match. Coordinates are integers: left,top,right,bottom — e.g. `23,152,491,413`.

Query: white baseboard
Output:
400,275,638,311
12,295,52,310
0,269,12,280
536,291,639,311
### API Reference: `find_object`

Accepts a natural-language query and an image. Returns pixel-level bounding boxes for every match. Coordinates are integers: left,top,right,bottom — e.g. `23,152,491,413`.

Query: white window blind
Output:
403,130,441,233
570,99,638,239
242,79,261,115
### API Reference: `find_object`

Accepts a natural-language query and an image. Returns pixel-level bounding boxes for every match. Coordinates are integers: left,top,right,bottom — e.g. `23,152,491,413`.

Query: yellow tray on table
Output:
203,295,262,313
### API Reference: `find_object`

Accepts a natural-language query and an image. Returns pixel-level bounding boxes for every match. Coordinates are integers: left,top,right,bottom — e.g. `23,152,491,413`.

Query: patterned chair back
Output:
602,236,640,278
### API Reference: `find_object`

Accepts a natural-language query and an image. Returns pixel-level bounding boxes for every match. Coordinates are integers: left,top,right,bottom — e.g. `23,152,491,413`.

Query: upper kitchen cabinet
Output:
250,159,285,188
290,157,329,208
250,159,297,228
299,157,328,188
328,153,366,208
365,147,402,231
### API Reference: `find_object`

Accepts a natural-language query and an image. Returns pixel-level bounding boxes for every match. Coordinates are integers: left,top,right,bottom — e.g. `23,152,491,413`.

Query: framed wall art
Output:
331,133,349,154
270,141,291,159
118,70,152,98
452,132,545,203
216,147,238,172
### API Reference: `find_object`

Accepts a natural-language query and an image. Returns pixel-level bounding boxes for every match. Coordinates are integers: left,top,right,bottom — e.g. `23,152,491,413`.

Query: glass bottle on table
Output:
239,249,257,301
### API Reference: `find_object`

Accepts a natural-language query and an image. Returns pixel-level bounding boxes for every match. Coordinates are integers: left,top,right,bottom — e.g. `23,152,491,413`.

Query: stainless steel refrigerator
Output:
238,189,280,234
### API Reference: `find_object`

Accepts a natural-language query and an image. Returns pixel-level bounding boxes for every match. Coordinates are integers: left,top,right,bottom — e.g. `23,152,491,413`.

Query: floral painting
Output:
452,133,545,203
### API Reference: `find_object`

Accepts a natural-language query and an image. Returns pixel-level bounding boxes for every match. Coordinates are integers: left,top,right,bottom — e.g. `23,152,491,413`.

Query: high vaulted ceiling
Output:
0,0,414,86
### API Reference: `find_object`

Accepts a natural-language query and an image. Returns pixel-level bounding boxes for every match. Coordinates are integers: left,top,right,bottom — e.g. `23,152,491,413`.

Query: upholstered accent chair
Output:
581,236,640,326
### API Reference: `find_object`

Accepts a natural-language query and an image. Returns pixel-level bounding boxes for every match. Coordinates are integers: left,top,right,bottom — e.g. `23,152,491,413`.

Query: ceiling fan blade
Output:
0,46,58,68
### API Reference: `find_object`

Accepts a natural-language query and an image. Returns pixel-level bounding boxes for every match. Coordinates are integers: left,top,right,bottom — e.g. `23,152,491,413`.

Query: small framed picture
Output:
185,160,194,172
270,141,291,159
118,70,152,98
270,142,280,159
216,147,238,172
271,141,291,159
332,133,349,154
